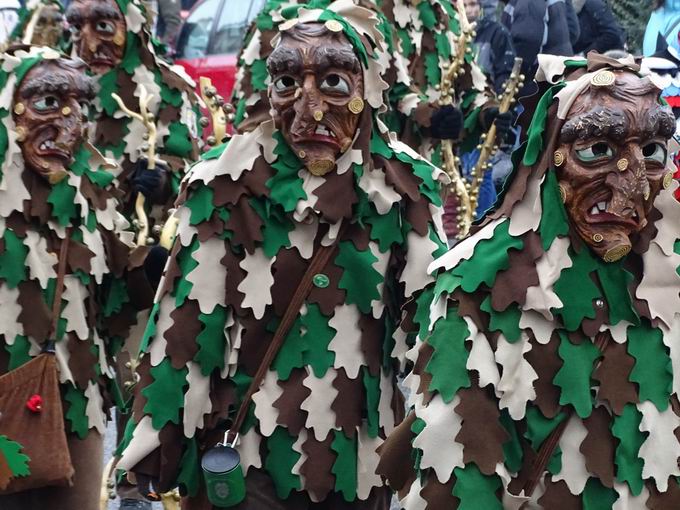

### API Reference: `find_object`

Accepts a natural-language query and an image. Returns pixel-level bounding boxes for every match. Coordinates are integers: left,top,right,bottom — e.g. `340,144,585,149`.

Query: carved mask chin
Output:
555,71,676,262
267,22,364,176
13,59,93,184
66,0,126,75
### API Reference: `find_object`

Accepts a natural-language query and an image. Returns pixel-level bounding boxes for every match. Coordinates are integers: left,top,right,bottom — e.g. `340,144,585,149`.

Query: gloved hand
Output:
144,245,169,290
132,158,168,200
480,107,514,144
430,104,464,140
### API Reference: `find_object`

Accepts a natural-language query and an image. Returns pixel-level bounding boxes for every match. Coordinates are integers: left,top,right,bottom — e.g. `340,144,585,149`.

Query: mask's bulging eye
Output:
70,24,81,39
96,20,115,34
274,76,297,92
320,74,350,94
642,142,667,164
33,95,60,112
575,142,614,163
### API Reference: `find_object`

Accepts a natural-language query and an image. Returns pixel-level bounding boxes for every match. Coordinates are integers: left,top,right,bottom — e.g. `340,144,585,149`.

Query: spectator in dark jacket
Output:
466,0,517,93
573,0,625,54
502,0,579,84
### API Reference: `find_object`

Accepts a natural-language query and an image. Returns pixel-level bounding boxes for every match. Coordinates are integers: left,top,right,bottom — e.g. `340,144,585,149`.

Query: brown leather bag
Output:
0,231,75,494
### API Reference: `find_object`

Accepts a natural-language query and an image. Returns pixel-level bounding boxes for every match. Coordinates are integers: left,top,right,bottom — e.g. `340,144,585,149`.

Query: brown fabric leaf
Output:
204,379,237,432
580,406,615,488
375,413,417,493
242,157,273,197
66,238,94,276
313,170,358,223
17,280,51,343
132,355,153,422
299,431,336,502
100,229,131,278
79,175,110,210
196,211,226,243
646,482,680,510
537,476,582,509
381,156,420,202
454,384,509,476
359,314,383,377
238,314,274,376
158,240,183,301
526,331,563,419
93,116,126,148
157,423,184,493
103,303,139,339
23,171,51,224
420,473,459,510
158,104,181,126
221,249,246,315
308,257,346,317
272,367,310,435
454,289,490,334
270,248,307,317
164,300,201,370
414,341,435,405
67,333,98,390
491,231,542,311
331,369,364,437
224,195,263,254
405,197,432,237
212,175,248,207
592,340,638,415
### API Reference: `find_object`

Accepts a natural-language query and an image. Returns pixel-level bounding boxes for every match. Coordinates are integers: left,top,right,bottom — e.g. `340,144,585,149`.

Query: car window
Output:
176,0,222,59
210,0,265,55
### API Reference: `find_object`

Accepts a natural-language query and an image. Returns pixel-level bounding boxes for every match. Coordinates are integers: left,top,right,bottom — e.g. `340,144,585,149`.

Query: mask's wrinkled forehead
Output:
65,0,123,24
267,23,361,77
18,60,95,100
560,75,675,145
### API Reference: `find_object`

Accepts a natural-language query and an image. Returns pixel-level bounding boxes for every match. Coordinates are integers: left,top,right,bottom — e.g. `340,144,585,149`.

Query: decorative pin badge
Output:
553,150,565,167
313,111,324,122
324,20,344,33
348,97,365,115
616,158,628,172
590,70,616,87
13,102,25,115
663,171,674,189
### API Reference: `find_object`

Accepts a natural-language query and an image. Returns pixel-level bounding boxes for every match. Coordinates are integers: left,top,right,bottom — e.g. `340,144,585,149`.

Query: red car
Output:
174,0,265,100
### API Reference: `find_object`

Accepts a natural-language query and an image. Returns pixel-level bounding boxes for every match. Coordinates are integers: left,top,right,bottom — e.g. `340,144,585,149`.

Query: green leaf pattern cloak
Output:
118,2,450,502
376,55,680,509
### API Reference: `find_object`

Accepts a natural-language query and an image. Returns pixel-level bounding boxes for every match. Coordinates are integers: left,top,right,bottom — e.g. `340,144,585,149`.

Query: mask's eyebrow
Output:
267,46,303,76
64,4,84,23
20,71,94,100
91,3,121,19
312,46,360,74
560,106,628,143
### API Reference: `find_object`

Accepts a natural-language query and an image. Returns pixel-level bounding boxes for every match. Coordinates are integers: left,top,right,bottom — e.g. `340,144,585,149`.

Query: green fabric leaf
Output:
185,185,214,225
250,59,269,91
434,32,452,60
524,406,568,451
397,28,414,59
173,239,200,306
417,1,438,30
451,220,523,293
141,358,188,430
336,240,382,314
627,321,672,411
0,230,27,289
424,51,441,89
499,410,523,473
48,179,78,226
5,336,30,371
267,131,307,213
195,306,228,376
370,132,393,158
425,307,471,403
365,205,403,253
582,477,618,509
64,385,89,439
331,429,358,501
301,304,335,378
362,367,380,438
0,435,30,478
177,438,201,498
538,170,570,250
553,247,600,331
612,404,646,496
250,198,292,258
597,261,637,326
523,83,565,166
97,70,121,116
413,285,437,339
265,427,301,499
553,332,600,418
452,463,503,510
102,277,130,317
481,296,521,343
164,122,194,159
121,35,142,74
138,301,160,355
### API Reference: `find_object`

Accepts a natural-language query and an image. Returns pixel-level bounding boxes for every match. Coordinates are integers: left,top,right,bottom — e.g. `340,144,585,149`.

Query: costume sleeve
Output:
565,0,580,47
490,24,517,94
581,0,625,54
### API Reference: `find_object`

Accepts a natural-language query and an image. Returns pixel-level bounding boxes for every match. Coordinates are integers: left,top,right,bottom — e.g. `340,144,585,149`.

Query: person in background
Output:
644,0,680,56
573,0,625,55
155,0,182,53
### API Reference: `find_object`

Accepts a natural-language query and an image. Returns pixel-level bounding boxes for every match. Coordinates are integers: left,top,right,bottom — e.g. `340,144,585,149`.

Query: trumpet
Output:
438,0,476,238
466,58,524,221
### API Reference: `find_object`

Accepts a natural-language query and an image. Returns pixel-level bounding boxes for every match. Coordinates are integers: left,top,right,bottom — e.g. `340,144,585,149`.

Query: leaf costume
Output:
118,1,449,504
0,48,151,447
377,55,680,508
86,0,201,226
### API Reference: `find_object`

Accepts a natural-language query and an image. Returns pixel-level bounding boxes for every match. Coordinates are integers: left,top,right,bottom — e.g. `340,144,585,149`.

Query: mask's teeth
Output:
590,206,599,215
597,201,607,211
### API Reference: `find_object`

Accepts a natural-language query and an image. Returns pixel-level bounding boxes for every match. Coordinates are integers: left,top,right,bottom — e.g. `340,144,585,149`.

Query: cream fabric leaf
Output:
150,296,175,367
0,161,30,216
519,310,554,345
238,428,262,475
612,483,650,510
357,426,383,500
186,237,228,314
117,416,161,471
84,381,106,434
552,417,589,495
465,316,500,390
80,227,108,284
175,206,198,248
370,242,390,319
0,284,24,341
378,370,396,434
300,370,338,441
400,230,437,299
496,332,537,420
183,361,212,438
55,339,74,384
359,165,401,215
638,401,680,491
328,304,364,379
429,218,503,273
62,276,90,340
662,318,680,397
509,174,543,236
399,477,427,510
637,240,680,328
288,219,318,260
237,248,275,320
412,394,464,484
524,235,572,320
251,369,284,438
242,29,261,66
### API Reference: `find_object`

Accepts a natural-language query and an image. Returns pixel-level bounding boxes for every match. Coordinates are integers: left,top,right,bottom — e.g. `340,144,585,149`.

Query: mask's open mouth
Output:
584,194,641,230
35,127,71,161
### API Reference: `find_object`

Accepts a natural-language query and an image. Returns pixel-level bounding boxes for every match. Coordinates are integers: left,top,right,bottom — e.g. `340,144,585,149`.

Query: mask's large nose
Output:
291,74,327,137
54,99,84,157
605,145,649,220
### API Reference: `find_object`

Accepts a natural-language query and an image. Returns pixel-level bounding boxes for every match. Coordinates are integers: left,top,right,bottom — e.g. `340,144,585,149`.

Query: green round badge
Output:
313,273,330,288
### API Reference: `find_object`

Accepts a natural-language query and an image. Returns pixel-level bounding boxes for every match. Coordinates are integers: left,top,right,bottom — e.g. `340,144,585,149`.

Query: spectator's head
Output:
464,0,481,22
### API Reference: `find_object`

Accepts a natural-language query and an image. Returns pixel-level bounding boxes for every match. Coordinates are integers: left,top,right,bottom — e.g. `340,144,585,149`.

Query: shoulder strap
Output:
44,228,71,352
229,226,346,439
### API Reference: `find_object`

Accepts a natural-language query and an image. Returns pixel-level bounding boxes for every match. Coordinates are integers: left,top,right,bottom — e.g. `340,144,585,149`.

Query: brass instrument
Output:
199,76,233,146
439,0,475,237
466,58,524,221
111,85,158,247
